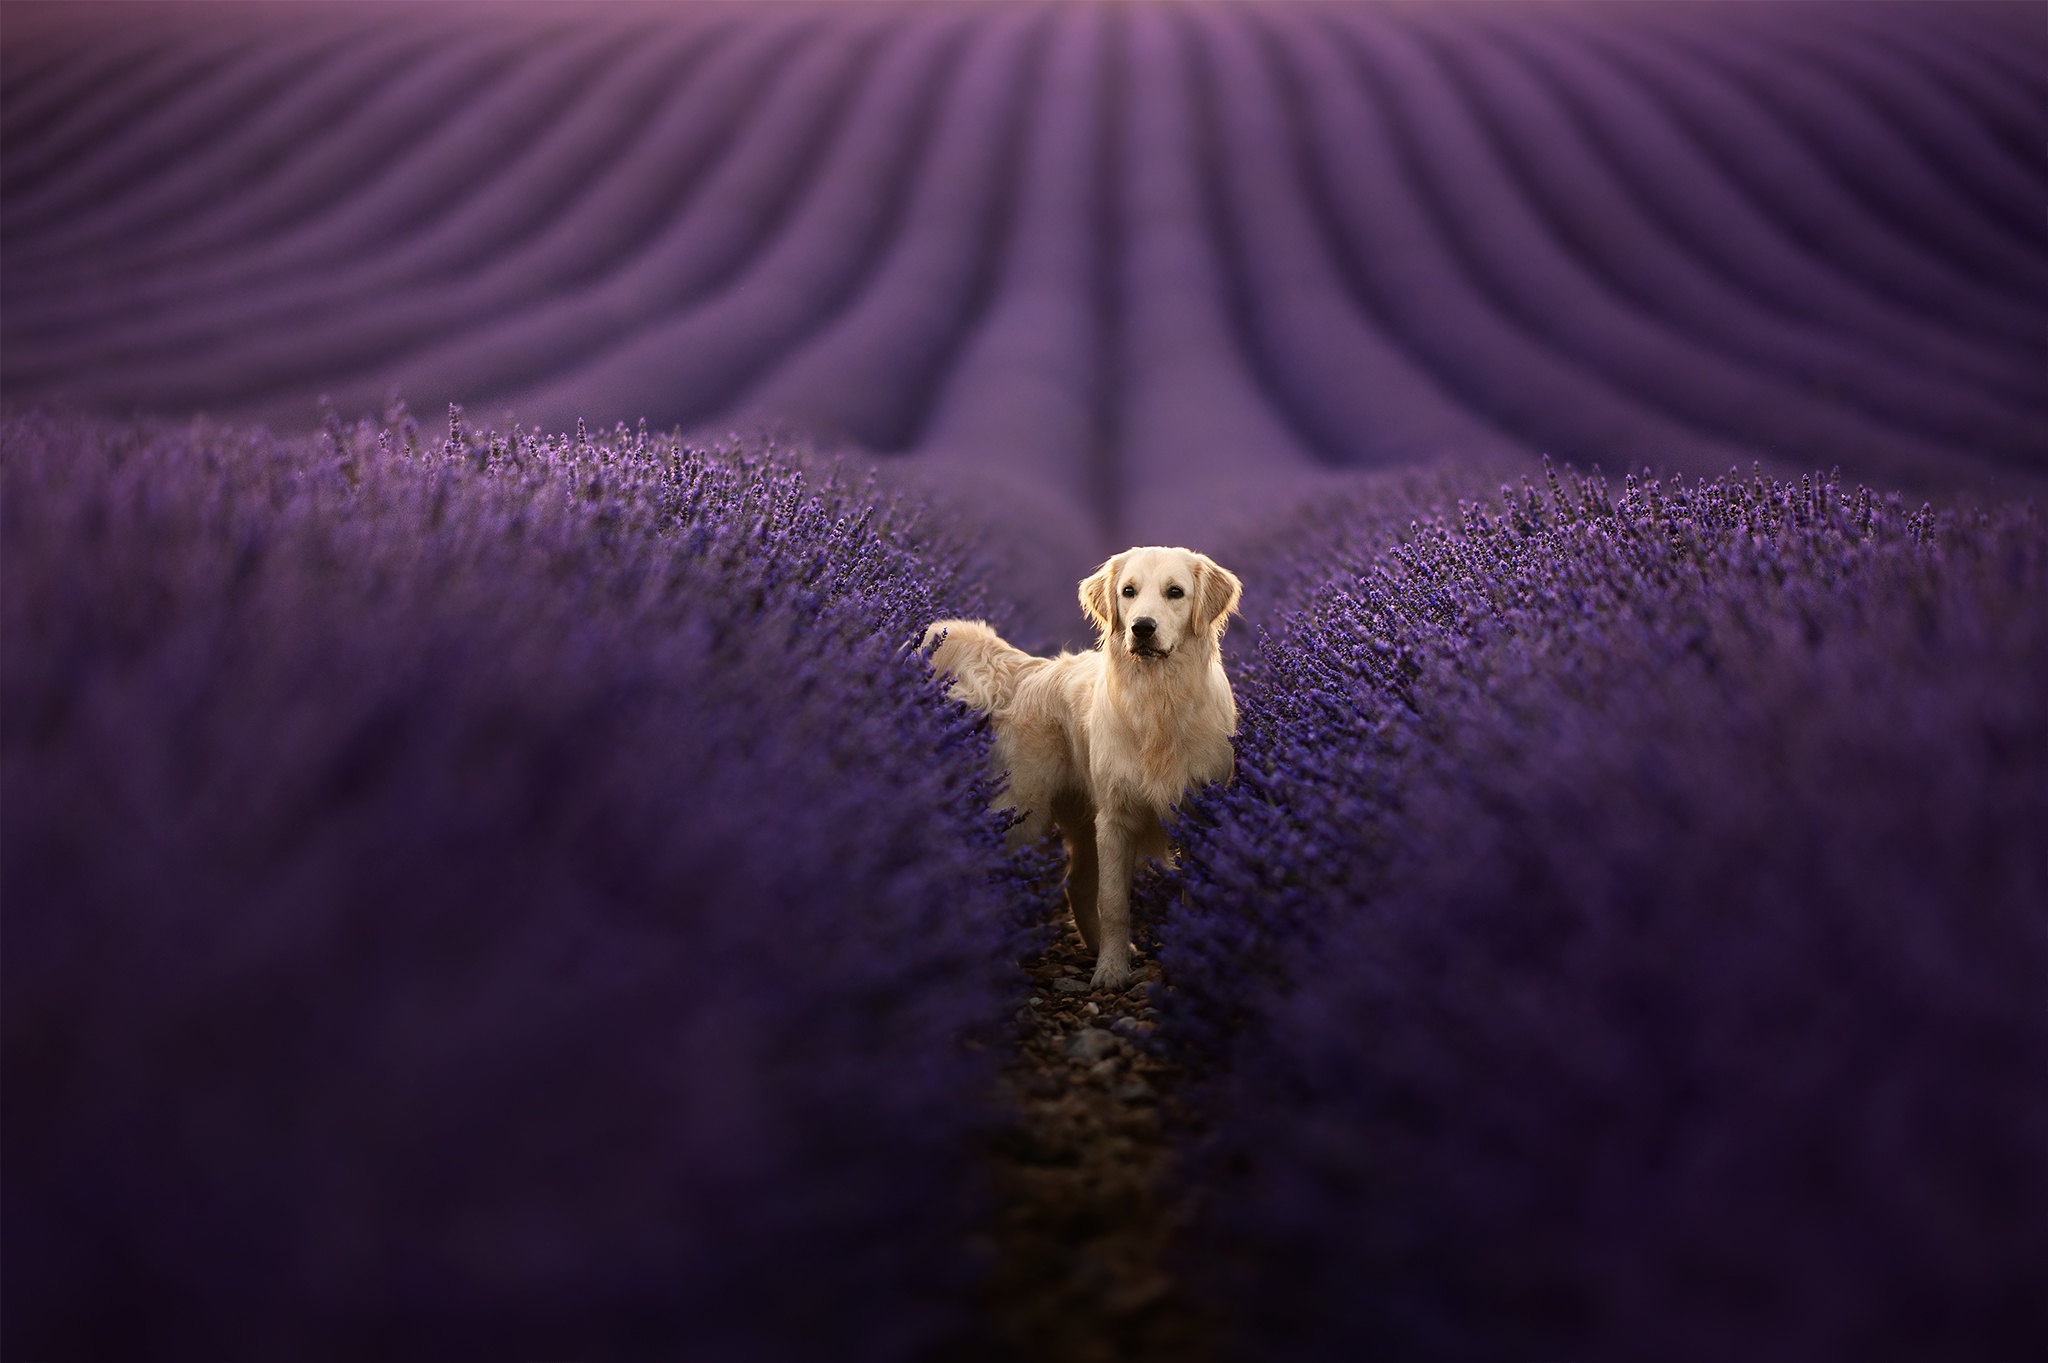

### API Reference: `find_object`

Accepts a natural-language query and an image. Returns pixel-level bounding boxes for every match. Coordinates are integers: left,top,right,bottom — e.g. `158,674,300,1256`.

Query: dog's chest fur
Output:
1096,648,1235,811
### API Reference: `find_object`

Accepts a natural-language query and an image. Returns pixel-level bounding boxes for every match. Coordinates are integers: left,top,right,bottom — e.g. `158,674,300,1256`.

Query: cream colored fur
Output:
922,547,1242,990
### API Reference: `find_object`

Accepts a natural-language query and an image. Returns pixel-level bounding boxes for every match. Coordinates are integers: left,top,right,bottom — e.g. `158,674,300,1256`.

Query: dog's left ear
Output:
1191,554,1243,638
1080,553,1123,639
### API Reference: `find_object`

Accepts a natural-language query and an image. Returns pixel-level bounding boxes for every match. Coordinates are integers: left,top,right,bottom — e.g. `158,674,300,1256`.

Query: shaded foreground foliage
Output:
1,410,1045,1360
1159,464,2048,1362
5,411,2044,1362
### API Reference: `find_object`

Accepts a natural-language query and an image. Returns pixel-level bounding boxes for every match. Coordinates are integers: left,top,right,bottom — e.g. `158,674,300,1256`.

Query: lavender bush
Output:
1,408,1050,1361
1156,465,2048,1361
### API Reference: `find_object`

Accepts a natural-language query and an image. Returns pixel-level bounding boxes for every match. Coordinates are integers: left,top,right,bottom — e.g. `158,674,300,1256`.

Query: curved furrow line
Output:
0,27,265,222
1,22,407,265
1267,14,1752,481
0,33,447,341
1431,19,2046,475
0,26,447,308
16,15,811,409
1760,13,2048,250
1570,11,2044,353
54,13,831,421
3,21,720,373
4,28,533,307
1186,4,1535,475
1495,15,2043,410
3,13,451,245
0,24,526,336
1853,10,2048,179
386,10,812,299
0,21,264,210
501,11,975,437
1112,5,1329,549
316,20,736,295
1921,1,2048,94
0,33,85,120
1656,8,2048,304
1376,9,1998,489
1351,9,1979,491
730,11,1044,455
43,27,640,312
9,25,679,356
909,3,1112,529
109,25,664,299
0,29,163,149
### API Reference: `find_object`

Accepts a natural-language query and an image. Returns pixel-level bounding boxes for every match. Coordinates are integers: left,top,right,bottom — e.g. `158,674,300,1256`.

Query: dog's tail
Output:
920,619,1037,714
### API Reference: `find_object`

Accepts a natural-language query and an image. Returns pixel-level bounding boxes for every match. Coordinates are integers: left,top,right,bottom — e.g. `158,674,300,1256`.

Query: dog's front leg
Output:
1089,807,1137,991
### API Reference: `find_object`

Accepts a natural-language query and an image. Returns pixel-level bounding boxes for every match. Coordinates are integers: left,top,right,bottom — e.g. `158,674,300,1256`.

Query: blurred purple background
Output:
5,0,2043,557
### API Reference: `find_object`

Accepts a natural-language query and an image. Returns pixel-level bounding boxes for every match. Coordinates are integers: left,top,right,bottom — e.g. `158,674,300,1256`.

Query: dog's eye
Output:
1121,584,1136,598
1165,585,1184,599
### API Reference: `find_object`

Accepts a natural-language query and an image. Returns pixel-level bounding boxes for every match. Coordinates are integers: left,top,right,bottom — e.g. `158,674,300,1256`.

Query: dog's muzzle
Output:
1128,617,1168,658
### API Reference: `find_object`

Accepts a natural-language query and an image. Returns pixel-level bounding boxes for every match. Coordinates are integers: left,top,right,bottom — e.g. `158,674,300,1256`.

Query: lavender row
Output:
6,11,560,297
5,2,2041,545
1,409,1049,1360
1488,11,2042,410
1242,8,1747,483
1151,465,2047,1360
1618,7,2046,343
500,10,997,440
7,8,876,416
1393,9,2046,472
1438,14,2044,461
1671,10,2045,295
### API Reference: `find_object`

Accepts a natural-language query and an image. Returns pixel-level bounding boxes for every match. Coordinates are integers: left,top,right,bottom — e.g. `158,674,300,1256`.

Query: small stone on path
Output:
1064,1028,1120,1063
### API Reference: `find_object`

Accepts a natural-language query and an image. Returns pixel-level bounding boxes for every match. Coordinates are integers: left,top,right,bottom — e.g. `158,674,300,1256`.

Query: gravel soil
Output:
974,912,1218,1363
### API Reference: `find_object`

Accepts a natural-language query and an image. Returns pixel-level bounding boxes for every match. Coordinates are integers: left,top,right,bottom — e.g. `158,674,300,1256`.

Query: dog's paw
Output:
1089,951,1135,993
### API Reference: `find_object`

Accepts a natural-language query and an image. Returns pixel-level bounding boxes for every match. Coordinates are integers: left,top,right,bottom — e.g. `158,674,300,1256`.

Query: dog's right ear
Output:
1079,554,1123,638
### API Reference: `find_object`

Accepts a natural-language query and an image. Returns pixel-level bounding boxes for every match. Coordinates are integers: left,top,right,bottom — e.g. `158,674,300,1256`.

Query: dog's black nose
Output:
1131,617,1156,639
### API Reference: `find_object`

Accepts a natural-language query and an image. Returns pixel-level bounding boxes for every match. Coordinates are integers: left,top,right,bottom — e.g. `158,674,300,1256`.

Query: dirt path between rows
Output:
976,919,1218,1363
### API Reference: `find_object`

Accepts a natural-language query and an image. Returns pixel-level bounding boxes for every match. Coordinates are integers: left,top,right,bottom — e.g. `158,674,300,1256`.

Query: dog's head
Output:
1080,546,1243,661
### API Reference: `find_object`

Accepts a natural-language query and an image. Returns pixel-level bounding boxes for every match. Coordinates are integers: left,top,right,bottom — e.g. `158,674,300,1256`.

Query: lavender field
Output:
4,2,2045,1360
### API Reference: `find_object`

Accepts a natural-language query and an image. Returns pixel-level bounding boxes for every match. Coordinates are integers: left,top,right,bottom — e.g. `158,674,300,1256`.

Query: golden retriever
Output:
922,547,1242,990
